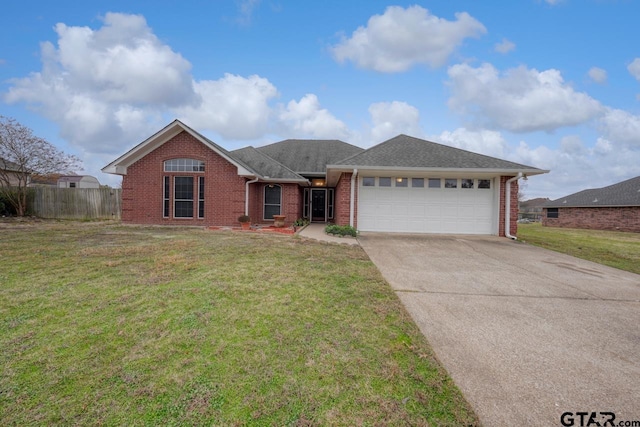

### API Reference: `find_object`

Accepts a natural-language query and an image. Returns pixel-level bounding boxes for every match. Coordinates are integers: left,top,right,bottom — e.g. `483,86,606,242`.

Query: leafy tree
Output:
0,116,80,216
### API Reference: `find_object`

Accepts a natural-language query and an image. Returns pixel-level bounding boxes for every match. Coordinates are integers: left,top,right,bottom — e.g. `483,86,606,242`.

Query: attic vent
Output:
592,198,598,203
563,200,567,204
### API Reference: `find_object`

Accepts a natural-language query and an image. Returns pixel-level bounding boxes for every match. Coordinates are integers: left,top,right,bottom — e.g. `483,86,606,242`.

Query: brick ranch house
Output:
542,175,640,232
103,120,547,237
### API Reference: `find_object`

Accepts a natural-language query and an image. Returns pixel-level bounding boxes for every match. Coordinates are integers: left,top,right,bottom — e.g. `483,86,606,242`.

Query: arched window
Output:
264,185,282,220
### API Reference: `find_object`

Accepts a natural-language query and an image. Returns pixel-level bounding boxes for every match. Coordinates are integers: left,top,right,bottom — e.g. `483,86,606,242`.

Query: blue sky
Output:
2,0,639,198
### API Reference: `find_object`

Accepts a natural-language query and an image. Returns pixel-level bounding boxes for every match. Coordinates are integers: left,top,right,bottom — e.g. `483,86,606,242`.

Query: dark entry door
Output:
311,189,326,222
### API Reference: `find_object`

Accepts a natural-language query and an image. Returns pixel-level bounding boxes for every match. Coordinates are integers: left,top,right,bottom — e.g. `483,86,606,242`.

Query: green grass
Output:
518,222,640,275
0,220,478,426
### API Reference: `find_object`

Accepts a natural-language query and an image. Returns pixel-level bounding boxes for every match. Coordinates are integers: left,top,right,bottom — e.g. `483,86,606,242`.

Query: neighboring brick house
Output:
542,176,640,232
103,120,546,237
519,197,550,221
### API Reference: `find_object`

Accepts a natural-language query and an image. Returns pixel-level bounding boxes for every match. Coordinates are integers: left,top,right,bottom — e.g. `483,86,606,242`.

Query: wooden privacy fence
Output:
30,188,122,220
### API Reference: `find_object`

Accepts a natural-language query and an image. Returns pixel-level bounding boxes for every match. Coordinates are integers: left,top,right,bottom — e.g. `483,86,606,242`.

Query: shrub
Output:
293,218,309,227
238,215,250,223
325,224,358,237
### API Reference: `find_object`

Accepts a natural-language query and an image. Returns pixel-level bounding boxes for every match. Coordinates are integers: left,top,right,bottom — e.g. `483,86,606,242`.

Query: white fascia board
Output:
327,165,548,176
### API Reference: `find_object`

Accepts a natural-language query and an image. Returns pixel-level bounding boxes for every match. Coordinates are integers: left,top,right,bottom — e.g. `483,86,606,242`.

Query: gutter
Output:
349,169,358,227
505,172,523,240
245,177,259,216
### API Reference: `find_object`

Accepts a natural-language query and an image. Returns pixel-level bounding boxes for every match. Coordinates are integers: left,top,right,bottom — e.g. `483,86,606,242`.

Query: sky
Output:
1,0,639,199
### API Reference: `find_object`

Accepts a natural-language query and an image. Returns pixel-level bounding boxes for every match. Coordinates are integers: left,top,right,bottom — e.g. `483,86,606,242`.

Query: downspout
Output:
245,177,259,216
349,169,358,227
505,172,523,240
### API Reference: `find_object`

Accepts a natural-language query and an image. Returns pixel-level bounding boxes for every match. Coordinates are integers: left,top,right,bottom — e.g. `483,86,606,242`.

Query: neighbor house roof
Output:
545,175,640,208
330,134,545,173
256,139,364,176
58,175,83,183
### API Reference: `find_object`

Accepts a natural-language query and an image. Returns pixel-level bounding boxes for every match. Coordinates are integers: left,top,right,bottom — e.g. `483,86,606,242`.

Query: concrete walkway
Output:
296,223,360,246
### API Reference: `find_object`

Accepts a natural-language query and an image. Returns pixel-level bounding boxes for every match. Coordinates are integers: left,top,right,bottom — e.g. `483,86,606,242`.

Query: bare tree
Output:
0,116,80,216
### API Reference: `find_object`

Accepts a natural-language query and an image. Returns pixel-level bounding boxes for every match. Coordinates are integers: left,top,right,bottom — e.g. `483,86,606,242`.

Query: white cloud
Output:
494,38,515,54
278,94,351,139
599,108,640,148
4,13,195,154
436,128,508,158
368,101,422,143
236,0,261,25
588,67,607,84
331,5,486,72
447,63,604,132
628,58,640,81
176,74,278,140
543,0,564,5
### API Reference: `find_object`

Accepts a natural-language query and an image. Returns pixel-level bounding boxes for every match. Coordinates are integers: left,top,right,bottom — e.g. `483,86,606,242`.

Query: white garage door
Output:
358,177,496,234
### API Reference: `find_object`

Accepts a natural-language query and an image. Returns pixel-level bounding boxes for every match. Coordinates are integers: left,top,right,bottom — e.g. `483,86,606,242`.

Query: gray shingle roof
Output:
230,147,306,182
256,139,364,175
332,134,542,171
545,175,640,207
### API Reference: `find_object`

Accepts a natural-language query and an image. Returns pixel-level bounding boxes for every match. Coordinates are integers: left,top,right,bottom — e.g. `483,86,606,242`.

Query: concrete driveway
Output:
358,233,640,427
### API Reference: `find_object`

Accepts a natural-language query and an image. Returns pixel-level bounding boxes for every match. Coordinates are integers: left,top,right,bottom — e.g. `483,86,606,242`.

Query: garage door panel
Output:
358,177,496,235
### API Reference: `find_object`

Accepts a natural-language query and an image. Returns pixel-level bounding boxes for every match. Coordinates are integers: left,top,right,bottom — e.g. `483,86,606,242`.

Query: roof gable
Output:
332,134,543,172
256,139,364,175
546,175,640,207
102,120,255,176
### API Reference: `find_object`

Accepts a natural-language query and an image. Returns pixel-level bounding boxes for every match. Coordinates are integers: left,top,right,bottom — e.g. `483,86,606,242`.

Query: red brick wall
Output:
122,130,246,226
498,176,519,237
542,206,640,232
334,172,355,227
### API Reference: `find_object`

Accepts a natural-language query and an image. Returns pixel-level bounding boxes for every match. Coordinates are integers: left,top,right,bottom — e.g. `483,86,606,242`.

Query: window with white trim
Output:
327,188,335,219
164,158,205,172
174,177,194,218
163,176,170,218
198,177,205,219
379,177,391,187
412,178,424,188
478,179,491,189
264,185,282,220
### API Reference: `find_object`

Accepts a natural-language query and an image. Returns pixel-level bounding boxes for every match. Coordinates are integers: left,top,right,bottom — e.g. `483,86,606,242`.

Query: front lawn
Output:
518,222,640,275
0,220,478,426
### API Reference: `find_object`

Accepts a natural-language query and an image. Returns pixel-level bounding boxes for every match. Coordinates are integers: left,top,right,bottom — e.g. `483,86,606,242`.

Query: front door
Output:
311,189,326,222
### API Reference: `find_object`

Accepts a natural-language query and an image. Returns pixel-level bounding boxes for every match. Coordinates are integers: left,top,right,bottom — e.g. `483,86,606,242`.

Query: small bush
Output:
0,192,18,216
293,218,309,227
238,215,250,223
325,224,358,237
